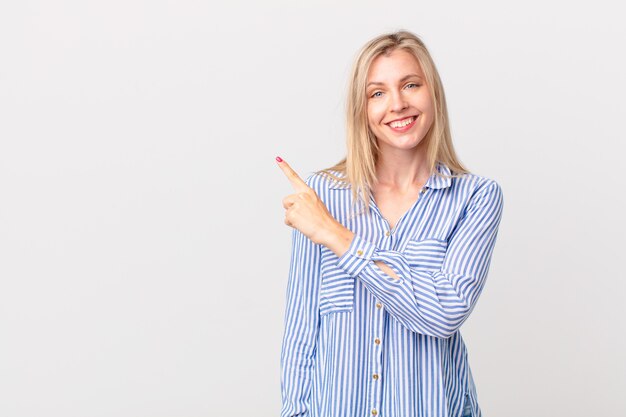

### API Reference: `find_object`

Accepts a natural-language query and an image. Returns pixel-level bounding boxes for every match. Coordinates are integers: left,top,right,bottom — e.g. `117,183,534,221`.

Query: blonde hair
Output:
317,30,469,218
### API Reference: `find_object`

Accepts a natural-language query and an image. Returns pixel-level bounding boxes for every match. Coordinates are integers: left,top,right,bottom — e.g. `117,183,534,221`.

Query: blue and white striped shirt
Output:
280,161,504,417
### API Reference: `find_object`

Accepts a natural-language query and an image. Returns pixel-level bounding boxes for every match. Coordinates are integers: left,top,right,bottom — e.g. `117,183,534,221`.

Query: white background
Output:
1,1,624,416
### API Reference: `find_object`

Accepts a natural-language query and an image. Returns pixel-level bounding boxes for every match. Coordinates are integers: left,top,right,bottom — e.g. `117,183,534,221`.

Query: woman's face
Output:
365,49,435,155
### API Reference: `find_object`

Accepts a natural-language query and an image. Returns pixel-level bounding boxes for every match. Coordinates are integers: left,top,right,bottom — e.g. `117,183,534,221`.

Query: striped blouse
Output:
280,161,504,417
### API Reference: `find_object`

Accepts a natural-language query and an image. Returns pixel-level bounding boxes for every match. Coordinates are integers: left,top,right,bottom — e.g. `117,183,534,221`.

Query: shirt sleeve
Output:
336,180,504,339
280,176,321,417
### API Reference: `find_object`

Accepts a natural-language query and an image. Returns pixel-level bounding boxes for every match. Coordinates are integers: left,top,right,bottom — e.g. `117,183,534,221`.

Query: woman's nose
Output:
389,90,408,112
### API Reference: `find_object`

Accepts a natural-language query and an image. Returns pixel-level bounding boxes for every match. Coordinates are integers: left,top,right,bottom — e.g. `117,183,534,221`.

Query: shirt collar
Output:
328,161,453,190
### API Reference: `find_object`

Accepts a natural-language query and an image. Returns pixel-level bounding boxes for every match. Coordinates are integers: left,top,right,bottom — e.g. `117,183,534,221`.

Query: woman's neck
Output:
374,149,430,191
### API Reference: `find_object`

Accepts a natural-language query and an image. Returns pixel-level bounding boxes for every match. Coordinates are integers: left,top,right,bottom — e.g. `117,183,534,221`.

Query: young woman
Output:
276,30,504,417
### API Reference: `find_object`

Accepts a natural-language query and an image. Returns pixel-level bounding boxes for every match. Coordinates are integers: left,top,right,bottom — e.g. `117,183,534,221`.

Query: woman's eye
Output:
371,91,382,98
406,83,421,89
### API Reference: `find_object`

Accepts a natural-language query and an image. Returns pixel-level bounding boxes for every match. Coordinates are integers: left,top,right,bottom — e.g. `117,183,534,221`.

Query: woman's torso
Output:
306,162,487,417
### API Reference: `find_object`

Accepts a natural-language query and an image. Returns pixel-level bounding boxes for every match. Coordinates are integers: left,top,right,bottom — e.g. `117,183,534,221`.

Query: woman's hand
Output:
276,157,341,246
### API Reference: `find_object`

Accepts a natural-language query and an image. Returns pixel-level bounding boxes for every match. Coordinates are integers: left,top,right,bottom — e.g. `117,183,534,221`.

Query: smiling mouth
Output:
387,115,418,130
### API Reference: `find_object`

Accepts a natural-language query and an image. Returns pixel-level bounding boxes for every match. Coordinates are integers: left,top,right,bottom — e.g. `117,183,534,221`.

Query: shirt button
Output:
372,409,378,416
374,337,381,345
385,231,390,237
376,302,383,309
372,373,379,380
420,188,426,194
356,249,363,256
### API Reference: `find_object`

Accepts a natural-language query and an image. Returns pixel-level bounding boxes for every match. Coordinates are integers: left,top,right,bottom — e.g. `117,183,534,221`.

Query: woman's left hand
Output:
276,157,340,245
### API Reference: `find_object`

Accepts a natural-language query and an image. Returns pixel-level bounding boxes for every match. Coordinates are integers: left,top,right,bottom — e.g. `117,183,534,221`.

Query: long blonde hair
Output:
317,30,469,218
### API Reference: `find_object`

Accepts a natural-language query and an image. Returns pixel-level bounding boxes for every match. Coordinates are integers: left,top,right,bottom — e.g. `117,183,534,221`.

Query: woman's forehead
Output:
367,51,424,82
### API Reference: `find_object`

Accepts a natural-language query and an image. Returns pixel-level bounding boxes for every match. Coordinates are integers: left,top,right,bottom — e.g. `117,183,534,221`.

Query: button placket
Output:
370,286,384,417
371,334,383,406
383,224,392,251
366,228,387,416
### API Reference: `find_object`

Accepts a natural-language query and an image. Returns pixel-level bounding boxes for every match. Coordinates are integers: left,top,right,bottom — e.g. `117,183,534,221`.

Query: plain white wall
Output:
1,1,624,416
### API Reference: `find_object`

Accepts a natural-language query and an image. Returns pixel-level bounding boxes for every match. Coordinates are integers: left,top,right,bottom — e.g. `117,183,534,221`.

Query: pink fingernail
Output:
276,156,283,162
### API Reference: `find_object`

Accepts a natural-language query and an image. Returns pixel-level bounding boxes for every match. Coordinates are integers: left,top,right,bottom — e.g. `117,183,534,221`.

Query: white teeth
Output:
389,116,415,128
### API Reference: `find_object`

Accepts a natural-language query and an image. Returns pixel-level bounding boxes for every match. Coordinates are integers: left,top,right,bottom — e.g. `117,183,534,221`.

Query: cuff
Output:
336,234,377,277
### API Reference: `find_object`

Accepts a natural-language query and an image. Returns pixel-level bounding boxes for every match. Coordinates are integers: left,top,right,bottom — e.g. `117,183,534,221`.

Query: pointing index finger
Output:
276,157,309,192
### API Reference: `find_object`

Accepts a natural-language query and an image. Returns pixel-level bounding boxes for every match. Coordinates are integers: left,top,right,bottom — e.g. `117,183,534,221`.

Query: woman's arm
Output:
280,178,322,417
330,180,504,339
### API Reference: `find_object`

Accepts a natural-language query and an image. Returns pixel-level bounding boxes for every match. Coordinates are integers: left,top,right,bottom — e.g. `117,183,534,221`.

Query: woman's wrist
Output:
317,220,355,258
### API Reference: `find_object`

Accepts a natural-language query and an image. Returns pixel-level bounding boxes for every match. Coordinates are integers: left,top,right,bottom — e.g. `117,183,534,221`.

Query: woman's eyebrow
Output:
367,73,423,88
